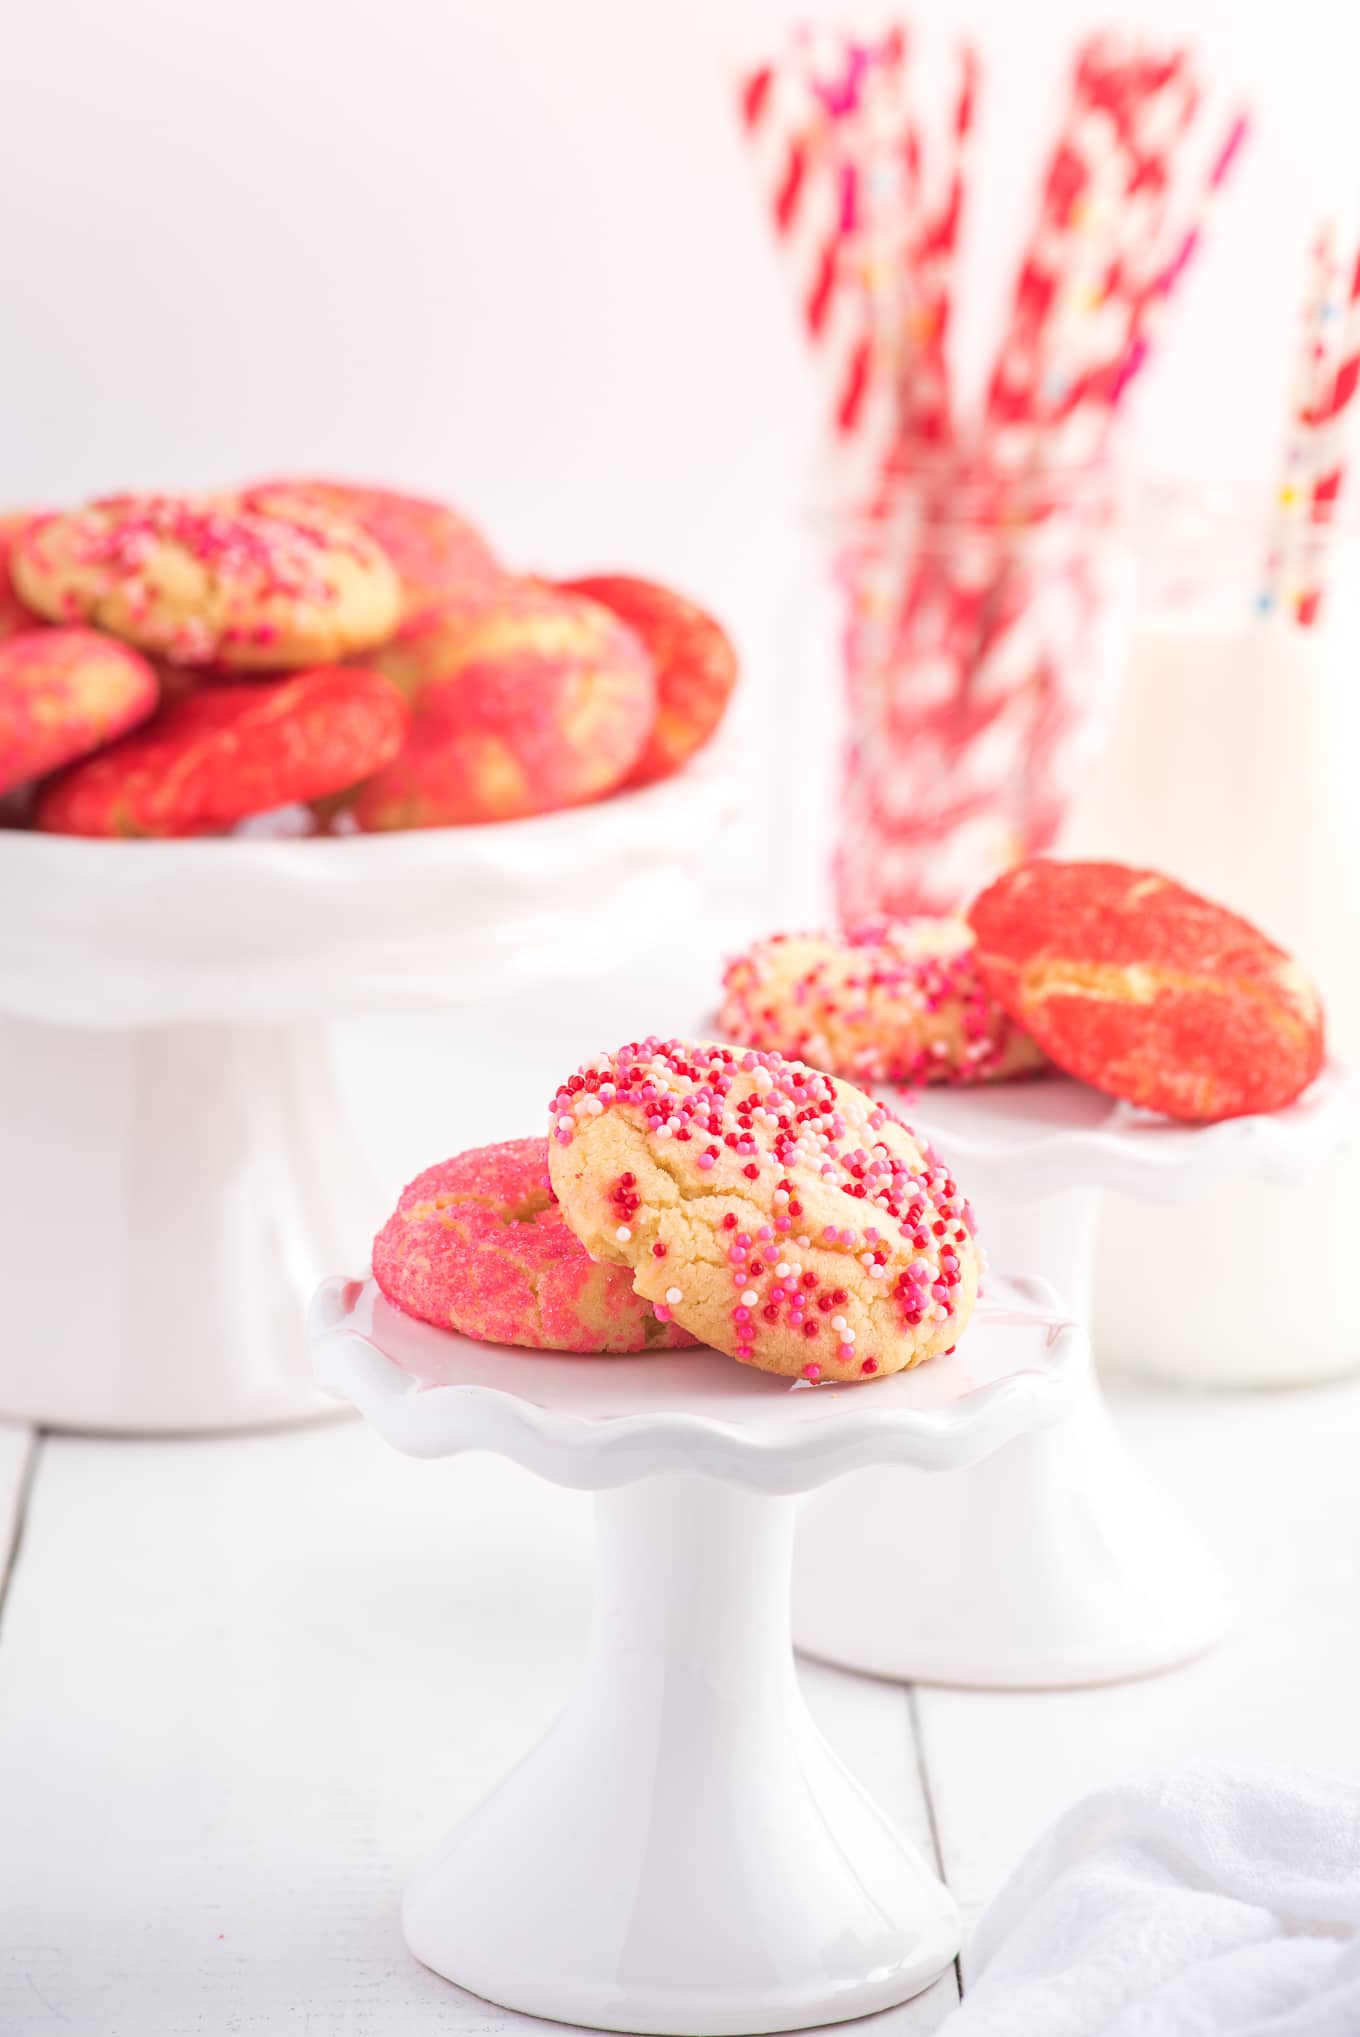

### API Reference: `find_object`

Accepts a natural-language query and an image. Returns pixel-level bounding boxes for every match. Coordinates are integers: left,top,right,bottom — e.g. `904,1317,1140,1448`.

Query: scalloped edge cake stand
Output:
793,1064,1352,1690
0,757,735,1432
309,1272,1082,2035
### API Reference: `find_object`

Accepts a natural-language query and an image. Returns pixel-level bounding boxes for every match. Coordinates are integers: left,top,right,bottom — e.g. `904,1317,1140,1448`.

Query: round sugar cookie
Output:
548,1037,980,1382
13,492,402,670
557,573,736,786
373,1138,697,1353
36,666,408,837
719,919,1045,1086
244,478,501,614
968,859,1325,1122
0,628,157,797
354,581,655,828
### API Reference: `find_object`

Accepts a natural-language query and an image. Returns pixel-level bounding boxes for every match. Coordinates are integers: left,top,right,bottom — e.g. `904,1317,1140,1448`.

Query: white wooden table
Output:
3,973,1359,2035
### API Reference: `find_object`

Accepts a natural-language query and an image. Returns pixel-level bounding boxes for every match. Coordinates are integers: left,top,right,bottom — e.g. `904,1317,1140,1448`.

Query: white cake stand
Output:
793,1065,1352,1689
0,756,733,1432
309,1272,1082,2036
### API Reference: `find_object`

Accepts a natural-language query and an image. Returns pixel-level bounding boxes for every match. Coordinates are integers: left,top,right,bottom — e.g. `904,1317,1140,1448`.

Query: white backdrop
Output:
3,0,1357,660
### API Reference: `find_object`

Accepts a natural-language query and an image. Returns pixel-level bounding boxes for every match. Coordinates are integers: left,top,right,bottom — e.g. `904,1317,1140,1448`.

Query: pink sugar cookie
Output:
0,627,158,798
372,1138,697,1354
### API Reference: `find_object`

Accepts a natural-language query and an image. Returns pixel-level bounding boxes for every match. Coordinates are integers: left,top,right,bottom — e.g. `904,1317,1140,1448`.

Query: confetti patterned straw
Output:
1292,233,1360,625
1263,222,1339,616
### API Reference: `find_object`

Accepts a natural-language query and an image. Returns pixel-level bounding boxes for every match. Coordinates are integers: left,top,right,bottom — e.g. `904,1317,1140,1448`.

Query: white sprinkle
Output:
656,1124,672,1138
869,1264,886,1279
776,1262,792,1279
832,1316,847,1334
665,1286,683,1305
741,1289,759,1307
860,1252,876,1268
557,1114,573,1130
797,1234,812,1249
773,1189,789,1205
616,1226,632,1243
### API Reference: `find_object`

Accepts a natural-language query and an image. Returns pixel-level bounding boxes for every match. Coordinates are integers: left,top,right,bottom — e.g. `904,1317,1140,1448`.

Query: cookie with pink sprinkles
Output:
373,1138,696,1355
13,491,401,670
718,920,1044,1088
548,1038,981,1383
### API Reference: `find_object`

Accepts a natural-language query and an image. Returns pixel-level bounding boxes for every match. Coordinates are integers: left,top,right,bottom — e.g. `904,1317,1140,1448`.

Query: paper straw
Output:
1261,221,1338,615
1292,234,1360,624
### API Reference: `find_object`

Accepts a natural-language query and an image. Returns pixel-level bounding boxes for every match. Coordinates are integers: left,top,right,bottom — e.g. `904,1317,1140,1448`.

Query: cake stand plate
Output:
793,1066,1351,1689
0,756,734,1432
309,1273,1081,2035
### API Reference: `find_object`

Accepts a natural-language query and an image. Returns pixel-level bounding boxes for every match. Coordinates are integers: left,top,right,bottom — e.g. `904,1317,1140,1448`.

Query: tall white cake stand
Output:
309,1272,1082,2036
793,1065,1351,1689
0,756,733,1432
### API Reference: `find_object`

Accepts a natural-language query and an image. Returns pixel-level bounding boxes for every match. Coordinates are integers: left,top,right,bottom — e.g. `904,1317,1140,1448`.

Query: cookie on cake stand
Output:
310,1270,1081,2036
792,1062,1351,1688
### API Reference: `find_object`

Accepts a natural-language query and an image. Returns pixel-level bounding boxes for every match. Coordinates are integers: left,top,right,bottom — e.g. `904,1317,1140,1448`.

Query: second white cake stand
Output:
793,1065,1351,1689
309,1272,1081,2036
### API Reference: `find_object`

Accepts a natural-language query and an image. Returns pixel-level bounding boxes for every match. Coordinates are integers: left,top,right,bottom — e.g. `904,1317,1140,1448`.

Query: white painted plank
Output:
918,1373,1360,1965
0,1423,953,2033
0,1422,592,2035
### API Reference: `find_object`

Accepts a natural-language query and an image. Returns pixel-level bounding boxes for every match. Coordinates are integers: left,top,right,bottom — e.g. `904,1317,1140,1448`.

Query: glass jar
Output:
776,459,1134,923
1064,482,1360,1386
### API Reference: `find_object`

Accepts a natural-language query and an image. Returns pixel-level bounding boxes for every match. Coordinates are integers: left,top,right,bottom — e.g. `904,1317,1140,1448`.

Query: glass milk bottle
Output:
1065,485,1360,1385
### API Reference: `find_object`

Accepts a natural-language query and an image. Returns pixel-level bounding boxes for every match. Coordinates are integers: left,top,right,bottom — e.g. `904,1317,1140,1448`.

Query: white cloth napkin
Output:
942,1765,1360,2036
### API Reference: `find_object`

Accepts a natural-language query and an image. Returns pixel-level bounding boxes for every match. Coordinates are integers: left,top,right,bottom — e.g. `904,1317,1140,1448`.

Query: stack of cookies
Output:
0,483,738,837
375,1038,983,1387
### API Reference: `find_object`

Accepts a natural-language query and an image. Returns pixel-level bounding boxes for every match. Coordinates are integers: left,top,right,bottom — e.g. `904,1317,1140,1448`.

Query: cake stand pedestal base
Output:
313,1273,1081,2032
407,1475,958,2035
795,1072,1347,1689
0,1014,377,1431
795,1364,1228,1689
